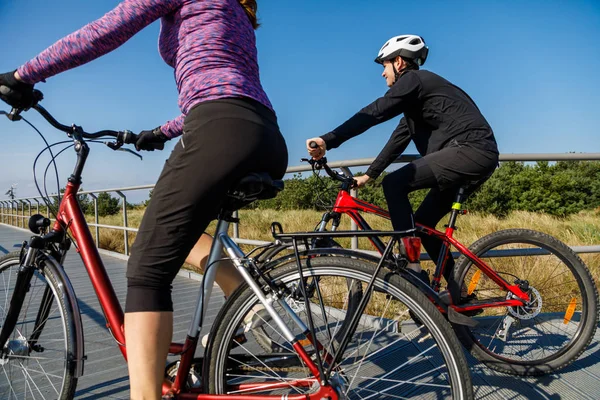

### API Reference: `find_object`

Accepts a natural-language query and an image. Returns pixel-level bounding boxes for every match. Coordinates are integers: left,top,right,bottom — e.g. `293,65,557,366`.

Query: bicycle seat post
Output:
447,187,466,230
186,210,234,339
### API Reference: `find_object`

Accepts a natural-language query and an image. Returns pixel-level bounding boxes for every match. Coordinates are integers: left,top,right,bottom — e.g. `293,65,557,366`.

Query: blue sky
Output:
1,0,599,202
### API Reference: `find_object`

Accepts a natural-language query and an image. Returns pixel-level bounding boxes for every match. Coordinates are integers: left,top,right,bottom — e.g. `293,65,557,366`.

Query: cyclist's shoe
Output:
201,304,271,348
242,303,272,330
409,270,431,325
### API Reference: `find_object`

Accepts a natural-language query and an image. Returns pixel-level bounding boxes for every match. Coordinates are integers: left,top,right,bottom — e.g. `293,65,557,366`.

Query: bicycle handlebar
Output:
31,104,138,144
301,156,355,186
1,86,138,150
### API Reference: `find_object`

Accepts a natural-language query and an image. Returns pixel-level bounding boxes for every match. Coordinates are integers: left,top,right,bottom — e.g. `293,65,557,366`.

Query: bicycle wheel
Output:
0,252,77,399
451,229,599,375
206,256,473,399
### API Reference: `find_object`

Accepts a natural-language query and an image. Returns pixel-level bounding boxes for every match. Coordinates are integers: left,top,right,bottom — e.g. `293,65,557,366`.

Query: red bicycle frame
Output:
329,189,530,313
54,181,341,399
9,105,338,399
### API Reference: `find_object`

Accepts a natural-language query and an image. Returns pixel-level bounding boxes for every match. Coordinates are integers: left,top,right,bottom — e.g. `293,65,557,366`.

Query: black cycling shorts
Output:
125,98,288,313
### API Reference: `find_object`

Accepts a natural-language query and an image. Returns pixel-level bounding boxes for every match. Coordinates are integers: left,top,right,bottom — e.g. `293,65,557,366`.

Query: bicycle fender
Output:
39,253,86,377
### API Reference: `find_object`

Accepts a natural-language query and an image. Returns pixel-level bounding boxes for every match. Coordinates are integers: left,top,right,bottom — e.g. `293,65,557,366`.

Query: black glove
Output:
0,70,39,109
135,127,169,151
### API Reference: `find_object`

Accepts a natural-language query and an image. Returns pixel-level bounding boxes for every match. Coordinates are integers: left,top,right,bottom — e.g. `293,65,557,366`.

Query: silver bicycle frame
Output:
186,218,305,343
187,219,230,338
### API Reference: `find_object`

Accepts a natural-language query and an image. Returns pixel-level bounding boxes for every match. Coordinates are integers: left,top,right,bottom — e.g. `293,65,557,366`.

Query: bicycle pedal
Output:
231,333,248,348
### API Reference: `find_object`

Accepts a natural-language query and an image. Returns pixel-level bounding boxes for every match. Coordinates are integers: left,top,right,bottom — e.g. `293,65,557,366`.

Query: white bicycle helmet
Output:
374,35,429,66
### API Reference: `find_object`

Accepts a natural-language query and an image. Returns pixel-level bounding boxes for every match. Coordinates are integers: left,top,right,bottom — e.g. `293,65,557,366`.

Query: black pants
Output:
125,98,288,313
382,143,498,280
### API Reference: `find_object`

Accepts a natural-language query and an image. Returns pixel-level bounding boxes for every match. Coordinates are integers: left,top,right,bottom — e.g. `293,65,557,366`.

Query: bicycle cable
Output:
22,115,63,218
40,139,106,213
35,141,73,216
311,164,338,210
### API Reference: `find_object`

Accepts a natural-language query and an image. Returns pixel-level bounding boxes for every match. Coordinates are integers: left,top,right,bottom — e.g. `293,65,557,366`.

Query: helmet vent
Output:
409,38,422,45
396,36,408,41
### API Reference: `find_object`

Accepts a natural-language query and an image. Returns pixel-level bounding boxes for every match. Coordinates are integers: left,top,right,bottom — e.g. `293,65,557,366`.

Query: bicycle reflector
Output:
401,237,422,263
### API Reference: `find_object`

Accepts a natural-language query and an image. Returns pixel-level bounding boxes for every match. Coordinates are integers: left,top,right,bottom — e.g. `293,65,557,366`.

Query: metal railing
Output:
2,153,600,256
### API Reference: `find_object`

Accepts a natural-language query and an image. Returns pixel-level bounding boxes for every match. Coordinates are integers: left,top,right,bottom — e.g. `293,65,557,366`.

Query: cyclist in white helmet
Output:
307,34,499,288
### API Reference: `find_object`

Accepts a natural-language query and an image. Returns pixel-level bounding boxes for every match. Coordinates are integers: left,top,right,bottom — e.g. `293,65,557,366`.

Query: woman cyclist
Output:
0,1,288,398
307,35,498,287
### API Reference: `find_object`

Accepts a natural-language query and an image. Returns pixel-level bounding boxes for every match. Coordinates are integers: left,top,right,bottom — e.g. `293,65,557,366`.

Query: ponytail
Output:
238,0,260,29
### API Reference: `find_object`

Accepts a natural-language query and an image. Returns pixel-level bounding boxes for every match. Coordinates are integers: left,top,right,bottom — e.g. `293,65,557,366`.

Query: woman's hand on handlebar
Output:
135,127,169,151
0,70,42,110
306,137,326,160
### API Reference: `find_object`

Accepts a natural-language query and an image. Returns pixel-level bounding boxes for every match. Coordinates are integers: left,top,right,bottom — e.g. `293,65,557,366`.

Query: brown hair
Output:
238,0,260,29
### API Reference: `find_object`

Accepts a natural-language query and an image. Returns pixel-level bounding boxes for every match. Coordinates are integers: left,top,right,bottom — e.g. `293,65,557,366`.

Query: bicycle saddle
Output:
224,172,284,211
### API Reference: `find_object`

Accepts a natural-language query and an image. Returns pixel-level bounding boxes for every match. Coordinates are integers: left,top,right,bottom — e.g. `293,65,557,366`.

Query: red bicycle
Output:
0,101,474,399
303,155,599,376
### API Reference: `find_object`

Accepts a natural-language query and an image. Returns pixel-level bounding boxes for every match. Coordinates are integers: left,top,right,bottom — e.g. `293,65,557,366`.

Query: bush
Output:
247,160,600,219
97,192,121,217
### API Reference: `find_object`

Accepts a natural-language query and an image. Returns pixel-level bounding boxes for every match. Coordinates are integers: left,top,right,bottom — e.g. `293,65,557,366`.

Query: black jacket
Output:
320,69,499,179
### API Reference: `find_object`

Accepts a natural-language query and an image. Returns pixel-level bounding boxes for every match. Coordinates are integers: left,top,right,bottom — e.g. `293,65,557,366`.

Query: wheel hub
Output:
507,286,543,320
0,337,30,365
328,373,348,400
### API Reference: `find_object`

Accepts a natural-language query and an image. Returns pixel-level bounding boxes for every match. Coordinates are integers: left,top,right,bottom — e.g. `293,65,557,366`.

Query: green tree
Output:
97,192,120,217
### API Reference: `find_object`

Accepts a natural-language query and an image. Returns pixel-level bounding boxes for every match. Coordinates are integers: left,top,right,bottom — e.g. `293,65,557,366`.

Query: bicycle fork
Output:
0,245,52,359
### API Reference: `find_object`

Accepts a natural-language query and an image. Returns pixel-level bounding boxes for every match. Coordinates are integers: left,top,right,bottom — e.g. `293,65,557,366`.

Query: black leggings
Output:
382,144,498,280
125,98,288,313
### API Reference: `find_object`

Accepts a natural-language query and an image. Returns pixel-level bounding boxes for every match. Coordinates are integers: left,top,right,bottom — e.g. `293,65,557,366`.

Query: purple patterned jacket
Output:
17,0,272,138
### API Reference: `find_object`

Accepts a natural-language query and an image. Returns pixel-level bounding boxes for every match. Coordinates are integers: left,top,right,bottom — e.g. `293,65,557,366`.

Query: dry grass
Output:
2,207,598,318
3,207,599,279
3,207,598,272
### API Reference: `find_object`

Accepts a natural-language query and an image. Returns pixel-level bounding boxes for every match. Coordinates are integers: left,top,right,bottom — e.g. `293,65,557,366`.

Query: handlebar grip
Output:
0,85,11,95
309,141,318,149
121,130,139,144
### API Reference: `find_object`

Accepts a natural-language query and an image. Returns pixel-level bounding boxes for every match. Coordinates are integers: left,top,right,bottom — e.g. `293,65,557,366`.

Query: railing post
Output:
20,200,24,228
0,201,5,223
349,187,359,250
340,167,359,250
12,200,17,226
233,210,240,239
89,193,100,248
26,199,32,221
34,198,40,215
115,191,129,255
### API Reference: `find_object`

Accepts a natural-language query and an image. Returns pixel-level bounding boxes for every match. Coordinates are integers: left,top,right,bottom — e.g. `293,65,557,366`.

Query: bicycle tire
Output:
451,229,599,375
206,256,473,399
0,251,78,399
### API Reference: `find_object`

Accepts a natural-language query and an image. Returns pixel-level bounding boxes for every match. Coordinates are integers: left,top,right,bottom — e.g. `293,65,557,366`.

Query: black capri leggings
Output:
125,98,288,313
382,143,498,279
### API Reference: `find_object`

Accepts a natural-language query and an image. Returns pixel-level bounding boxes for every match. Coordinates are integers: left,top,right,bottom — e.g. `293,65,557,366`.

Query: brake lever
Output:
103,140,142,160
117,147,143,160
0,108,22,121
105,140,123,151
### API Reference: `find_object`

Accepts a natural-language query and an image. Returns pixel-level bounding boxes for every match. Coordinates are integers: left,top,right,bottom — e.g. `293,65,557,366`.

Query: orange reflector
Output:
564,298,577,324
468,270,481,295
298,338,312,347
